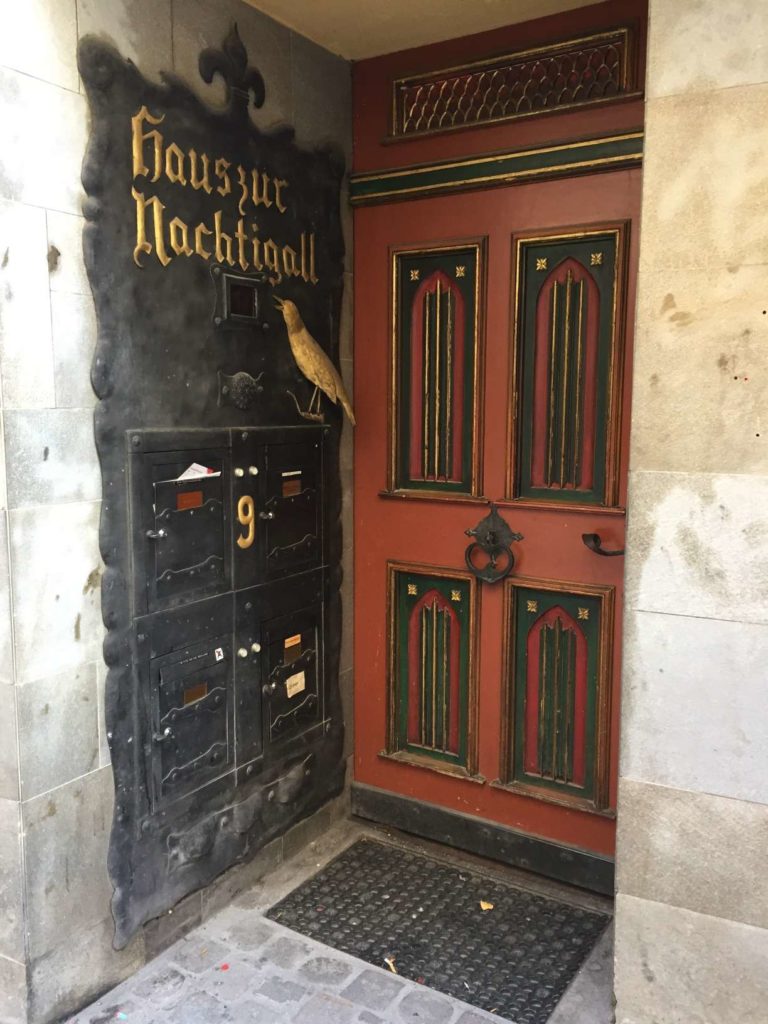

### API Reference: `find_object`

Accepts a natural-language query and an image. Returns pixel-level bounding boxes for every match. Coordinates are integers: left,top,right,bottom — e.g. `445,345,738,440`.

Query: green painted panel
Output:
510,586,601,801
515,233,619,506
395,248,479,495
392,569,471,768
351,132,643,205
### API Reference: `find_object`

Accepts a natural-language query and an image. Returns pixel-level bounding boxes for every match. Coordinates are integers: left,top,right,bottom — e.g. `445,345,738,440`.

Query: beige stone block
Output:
0,952,26,1024
10,501,104,684
4,409,100,508
51,291,98,408
630,265,767,474
23,765,114,959
17,663,99,800
640,86,768,272
0,513,14,688
171,0,292,130
0,0,79,92
77,0,172,83
620,610,768,803
624,470,768,625
28,914,145,1024
617,779,768,929
0,683,18,799
647,0,768,99
46,211,89,296
0,68,86,216
614,893,768,1024
0,198,55,409
0,798,24,962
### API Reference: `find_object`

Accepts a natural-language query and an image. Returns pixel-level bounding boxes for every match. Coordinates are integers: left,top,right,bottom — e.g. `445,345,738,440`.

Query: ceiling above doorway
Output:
244,0,605,59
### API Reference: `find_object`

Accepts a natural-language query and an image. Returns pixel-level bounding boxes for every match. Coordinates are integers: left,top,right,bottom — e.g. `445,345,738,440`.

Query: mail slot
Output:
130,435,232,614
149,636,234,810
261,605,323,746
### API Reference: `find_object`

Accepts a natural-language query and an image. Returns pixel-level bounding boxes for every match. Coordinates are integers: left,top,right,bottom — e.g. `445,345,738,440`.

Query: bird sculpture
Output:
274,296,356,425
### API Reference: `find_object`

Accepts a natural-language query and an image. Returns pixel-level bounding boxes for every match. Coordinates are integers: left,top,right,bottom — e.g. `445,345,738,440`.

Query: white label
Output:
214,647,224,662
285,671,306,698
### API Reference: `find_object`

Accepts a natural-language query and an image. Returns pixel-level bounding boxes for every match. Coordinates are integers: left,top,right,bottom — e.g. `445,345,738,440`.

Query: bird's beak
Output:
273,295,284,310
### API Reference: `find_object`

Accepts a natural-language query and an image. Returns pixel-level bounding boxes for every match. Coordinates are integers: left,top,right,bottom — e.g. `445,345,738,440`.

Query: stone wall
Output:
614,1,768,1020
0,2,352,1022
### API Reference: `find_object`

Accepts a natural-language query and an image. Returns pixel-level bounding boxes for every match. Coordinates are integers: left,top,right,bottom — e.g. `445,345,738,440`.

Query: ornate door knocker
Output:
464,504,523,584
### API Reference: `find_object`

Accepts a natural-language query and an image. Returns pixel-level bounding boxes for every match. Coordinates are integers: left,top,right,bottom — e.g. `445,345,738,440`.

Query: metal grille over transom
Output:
392,28,635,138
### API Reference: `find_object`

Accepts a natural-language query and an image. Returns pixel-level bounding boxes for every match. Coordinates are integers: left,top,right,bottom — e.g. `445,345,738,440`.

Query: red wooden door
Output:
352,166,640,880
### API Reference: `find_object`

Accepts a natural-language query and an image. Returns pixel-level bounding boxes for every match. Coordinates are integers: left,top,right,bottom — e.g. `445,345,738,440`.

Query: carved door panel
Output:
354,168,640,888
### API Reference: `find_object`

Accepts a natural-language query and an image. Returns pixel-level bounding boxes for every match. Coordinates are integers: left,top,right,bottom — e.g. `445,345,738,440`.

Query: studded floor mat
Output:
267,838,610,1023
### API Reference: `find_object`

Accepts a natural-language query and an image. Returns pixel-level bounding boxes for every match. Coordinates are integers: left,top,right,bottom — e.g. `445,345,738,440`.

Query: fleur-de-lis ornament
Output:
199,23,265,118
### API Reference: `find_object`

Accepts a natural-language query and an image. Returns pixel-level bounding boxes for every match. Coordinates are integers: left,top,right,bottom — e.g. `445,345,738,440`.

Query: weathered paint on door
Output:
352,1,646,866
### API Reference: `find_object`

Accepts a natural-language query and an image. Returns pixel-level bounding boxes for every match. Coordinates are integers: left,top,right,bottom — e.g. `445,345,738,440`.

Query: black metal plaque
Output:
79,26,346,948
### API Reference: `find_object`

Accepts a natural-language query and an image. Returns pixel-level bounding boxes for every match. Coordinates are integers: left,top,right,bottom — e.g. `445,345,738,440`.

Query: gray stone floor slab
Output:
66,819,614,1024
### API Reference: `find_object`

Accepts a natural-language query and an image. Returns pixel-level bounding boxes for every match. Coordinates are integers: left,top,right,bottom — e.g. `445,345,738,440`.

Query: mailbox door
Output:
261,438,323,581
149,636,234,810
133,444,232,613
262,604,324,747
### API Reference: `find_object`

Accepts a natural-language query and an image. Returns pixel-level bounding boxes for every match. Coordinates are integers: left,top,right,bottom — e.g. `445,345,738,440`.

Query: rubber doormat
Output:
268,838,610,1023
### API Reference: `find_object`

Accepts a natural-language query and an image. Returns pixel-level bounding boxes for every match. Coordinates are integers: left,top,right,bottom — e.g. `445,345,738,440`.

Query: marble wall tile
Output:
624,470,768,626
28,914,145,1024
171,0,293,129
9,501,103,684
50,292,98,409
95,658,110,768
639,85,768,273
77,0,172,84
23,764,114,959
630,265,767,475
0,69,86,216
0,952,26,1024
0,0,78,92
647,0,768,99
0,683,18,802
617,779,768,929
0,198,55,409
0,797,24,961
614,893,768,1024
0,415,7,508
17,662,99,800
0,512,14,687
620,609,768,804
46,211,89,296
4,409,100,508
339,270,353,361
339,666,353,761
289,32,352,159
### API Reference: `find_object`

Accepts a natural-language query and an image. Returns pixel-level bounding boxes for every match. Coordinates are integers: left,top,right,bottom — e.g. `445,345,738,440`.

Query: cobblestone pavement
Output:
67,820,614,1024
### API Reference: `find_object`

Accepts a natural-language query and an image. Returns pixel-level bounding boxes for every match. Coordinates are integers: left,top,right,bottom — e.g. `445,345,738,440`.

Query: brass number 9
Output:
236,495,255,550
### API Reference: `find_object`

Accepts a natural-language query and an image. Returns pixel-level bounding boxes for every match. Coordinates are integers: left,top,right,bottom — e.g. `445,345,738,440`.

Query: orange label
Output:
177,489,203,510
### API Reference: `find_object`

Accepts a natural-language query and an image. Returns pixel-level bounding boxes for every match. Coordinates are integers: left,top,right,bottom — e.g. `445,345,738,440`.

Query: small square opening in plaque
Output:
227,279,258,319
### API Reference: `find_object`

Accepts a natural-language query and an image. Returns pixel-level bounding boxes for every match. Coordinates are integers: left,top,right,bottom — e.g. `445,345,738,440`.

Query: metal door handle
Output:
146,529,166,540
582,533,625,557
259,510,275,520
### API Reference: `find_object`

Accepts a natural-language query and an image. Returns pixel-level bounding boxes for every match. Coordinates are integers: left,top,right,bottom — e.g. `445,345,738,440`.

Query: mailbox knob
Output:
251,642,261,654
152,727,173,743
237,647,249,659
248,465,259,476
146,529,166,540
234,467,245,478
259,510,275,520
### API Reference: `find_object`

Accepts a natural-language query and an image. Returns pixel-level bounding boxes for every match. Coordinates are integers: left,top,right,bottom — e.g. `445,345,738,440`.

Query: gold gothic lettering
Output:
130,106,318,283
